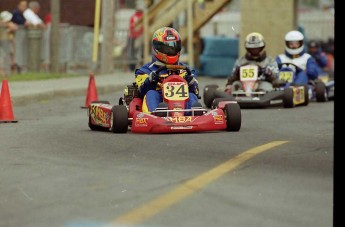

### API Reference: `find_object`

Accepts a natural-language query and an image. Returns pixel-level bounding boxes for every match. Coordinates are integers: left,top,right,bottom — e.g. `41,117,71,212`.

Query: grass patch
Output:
4,72,83,82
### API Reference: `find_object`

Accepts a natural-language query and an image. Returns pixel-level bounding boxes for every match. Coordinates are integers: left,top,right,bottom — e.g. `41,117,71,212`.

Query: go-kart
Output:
278,62,334,103
203,63,308,109
309,72,334,102
88,64,241,133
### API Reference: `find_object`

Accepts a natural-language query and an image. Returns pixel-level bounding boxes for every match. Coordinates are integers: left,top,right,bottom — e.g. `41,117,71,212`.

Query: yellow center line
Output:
113,140,288,225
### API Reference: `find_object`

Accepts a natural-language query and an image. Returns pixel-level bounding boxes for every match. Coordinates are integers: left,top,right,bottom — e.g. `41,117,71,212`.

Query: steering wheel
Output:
154,64,192,77
278,62,301,71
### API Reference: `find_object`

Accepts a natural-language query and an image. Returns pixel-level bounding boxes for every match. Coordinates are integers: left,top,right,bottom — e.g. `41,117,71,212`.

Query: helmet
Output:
308,40,320,49
244,32,265,59
285,30,304,55
152,27,181,64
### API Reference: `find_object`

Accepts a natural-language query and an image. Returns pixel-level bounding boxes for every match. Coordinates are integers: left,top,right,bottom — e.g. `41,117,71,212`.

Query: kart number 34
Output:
240,65,258,81
164,82,189,101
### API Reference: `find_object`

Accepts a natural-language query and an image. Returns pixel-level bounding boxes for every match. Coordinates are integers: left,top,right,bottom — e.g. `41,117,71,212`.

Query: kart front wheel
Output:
283,88,294,108
224,103,241,132
111,105,128,133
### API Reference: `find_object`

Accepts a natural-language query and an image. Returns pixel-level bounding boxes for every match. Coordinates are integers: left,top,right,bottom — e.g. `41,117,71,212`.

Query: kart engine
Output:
123,83,139,105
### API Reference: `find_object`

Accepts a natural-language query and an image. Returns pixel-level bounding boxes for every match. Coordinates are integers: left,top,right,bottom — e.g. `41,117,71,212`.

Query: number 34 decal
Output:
163,82,189,100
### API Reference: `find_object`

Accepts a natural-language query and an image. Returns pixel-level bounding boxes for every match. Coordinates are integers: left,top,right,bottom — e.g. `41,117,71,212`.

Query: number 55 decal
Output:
240,65,258,81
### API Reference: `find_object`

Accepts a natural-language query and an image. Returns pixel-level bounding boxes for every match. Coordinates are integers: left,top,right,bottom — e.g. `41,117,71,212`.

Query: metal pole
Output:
92,0,101,69
100,0,114,73
50,0,60,73
187,0,194,67
143,4,150,63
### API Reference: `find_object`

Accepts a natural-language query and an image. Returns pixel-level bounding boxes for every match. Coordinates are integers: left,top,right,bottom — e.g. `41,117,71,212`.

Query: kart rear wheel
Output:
224,103,241,132
315,82,327,102
283,88,294,108
203,84,219,108
111,105,128,133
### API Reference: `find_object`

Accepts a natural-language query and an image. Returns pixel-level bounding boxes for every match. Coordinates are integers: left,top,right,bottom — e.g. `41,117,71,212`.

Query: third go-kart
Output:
203,63,308,109
88,64,241,133
310,72,334,102
278,62,334,103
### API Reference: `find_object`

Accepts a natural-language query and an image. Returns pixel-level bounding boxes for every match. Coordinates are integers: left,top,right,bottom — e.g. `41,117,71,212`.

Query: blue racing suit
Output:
309,49,328,76
276,50,319,85
135,57,199,114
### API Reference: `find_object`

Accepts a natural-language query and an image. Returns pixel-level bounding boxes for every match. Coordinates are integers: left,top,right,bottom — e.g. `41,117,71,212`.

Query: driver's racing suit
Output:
135,56,199,113
226,51,279,92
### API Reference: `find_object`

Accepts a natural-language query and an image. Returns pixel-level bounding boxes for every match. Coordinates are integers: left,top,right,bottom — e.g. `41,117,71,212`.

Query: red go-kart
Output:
88,65,241,133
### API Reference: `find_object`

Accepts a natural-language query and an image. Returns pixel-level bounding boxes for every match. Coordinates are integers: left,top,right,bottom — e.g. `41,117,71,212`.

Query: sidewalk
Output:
1,71,226,107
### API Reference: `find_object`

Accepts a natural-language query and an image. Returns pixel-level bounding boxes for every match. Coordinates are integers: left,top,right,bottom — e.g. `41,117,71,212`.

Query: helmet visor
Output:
153,40,181,56
286,41,303,49
247,47,263,56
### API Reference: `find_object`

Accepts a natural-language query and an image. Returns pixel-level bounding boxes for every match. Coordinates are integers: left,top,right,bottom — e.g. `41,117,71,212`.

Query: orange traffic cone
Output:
81,73,98,109
0,79,18,123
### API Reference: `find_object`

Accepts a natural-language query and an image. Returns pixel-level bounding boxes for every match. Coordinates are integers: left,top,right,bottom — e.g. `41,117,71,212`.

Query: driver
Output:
225,32,279,94
275,30,319,85
134,27,200,114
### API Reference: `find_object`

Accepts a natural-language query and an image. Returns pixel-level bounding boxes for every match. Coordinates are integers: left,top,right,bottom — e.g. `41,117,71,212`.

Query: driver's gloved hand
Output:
264,67,273,77
149,71,159,84
185,74,196,85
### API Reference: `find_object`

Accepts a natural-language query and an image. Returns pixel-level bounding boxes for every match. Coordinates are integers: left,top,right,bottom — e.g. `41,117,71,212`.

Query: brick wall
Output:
0,0,95,26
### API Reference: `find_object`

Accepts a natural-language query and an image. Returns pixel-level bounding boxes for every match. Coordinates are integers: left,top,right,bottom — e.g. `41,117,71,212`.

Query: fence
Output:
0,9,334,76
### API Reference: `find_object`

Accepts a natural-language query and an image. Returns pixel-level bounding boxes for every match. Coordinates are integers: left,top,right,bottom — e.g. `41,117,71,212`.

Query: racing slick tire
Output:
283,88,294,108
224,103,241,132
315,82,327,102
203,84,219,108
111,105,128,133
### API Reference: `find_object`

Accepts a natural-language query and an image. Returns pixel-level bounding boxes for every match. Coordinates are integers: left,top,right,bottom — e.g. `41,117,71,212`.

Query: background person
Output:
23,1,45,29
127,7,143,71
11,1,30,27
307,39,328,76
0,11,18,76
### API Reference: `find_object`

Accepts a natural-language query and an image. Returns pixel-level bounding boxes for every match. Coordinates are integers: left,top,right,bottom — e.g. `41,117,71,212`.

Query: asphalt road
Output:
0,83,334,227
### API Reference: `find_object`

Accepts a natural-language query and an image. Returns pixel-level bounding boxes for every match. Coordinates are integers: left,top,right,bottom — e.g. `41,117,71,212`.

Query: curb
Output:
11,84,126,107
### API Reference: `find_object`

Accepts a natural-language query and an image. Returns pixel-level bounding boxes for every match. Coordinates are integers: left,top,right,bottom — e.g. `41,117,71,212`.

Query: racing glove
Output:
149,71,159,84
224,84,232,94
264,67,273,77
185,74,196,85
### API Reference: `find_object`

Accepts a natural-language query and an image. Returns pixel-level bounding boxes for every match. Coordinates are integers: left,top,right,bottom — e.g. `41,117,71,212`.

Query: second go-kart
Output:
88,64,241,134
203,63,309,109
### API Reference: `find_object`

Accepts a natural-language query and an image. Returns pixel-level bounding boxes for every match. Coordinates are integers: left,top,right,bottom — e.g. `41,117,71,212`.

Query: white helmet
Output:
285,30,304,55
